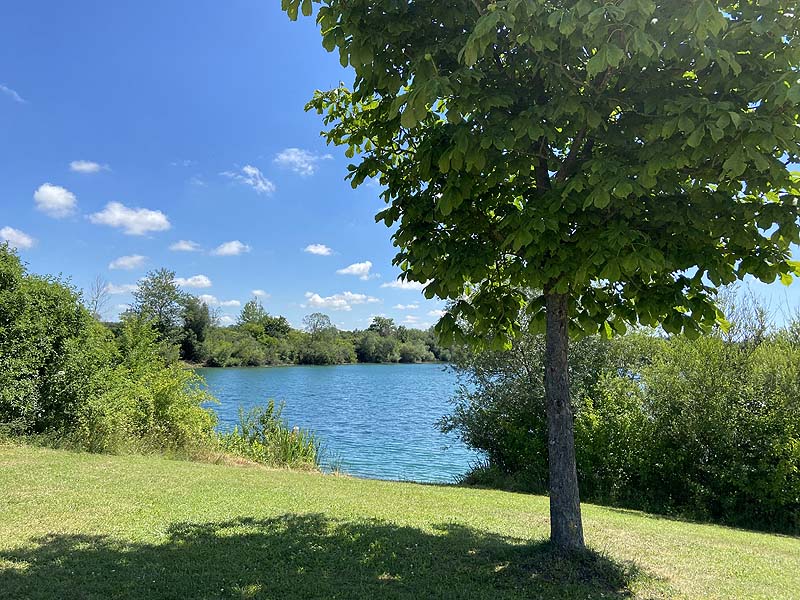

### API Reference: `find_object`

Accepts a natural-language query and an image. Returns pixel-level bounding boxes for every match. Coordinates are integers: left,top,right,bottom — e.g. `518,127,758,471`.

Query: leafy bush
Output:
444,322,800,532
0,245,217,454
219,400,321,469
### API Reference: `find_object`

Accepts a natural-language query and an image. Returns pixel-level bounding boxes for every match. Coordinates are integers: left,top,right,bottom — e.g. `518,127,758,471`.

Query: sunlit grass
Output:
1,444,798,599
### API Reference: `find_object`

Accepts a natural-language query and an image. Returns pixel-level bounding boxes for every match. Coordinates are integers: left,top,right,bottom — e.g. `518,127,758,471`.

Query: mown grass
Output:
1,444,798,599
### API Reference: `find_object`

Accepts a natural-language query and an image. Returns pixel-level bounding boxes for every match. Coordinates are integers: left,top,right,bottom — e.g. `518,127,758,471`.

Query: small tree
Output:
85,275,110,321
131,269,186,341
302,312,335,337
285,0,800,549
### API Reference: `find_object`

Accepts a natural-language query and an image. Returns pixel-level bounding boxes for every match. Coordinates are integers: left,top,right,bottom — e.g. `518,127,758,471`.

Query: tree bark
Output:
544,292,585,550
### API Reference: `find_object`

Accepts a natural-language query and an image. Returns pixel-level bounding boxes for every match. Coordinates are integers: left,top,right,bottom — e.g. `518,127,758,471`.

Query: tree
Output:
238,299,268,327
85,275,110,321
131,269,185,341
302,312,335,337
368,316,397,337
285,0,800,549
181,295,212,363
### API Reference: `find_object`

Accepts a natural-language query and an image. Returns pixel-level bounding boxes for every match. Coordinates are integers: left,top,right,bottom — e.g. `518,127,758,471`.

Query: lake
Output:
196,363,479,483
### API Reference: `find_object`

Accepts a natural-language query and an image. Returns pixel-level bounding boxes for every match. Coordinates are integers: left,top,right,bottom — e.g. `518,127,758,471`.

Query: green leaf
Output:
686,126,705,148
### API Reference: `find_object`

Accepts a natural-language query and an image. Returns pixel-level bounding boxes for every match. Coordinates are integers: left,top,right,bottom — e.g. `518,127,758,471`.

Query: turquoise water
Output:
196,363,478,483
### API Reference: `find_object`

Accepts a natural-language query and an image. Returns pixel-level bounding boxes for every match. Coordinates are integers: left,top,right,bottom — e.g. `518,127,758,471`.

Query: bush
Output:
0,245,217,455
219,400,321,469
443,323,800,532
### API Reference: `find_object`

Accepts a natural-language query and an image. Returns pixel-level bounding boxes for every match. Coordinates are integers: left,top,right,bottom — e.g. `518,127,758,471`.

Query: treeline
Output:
0,246,321,468
442,293,800,533
106,268,451,367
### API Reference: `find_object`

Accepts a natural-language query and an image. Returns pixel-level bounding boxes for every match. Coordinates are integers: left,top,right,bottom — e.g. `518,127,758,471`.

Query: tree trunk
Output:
544,292,585,550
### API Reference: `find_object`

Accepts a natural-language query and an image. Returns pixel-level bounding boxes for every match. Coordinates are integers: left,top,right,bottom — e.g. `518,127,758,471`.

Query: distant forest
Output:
97,269,451,367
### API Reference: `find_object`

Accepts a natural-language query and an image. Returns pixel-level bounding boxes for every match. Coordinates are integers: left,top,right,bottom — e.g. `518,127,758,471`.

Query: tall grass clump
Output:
219,400,321,470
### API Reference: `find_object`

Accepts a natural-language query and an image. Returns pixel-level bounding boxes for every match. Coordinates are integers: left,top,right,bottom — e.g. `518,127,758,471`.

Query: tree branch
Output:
555,128,587,184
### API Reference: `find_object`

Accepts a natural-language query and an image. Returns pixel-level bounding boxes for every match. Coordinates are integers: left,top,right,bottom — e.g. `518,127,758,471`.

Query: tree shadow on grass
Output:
0,514,661,600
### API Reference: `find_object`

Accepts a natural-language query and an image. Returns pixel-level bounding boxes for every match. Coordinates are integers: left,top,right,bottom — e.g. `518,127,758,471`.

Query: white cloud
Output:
171,159,196,167
169,240,201,252
89,202,170,236
403,315,432,328
175,274,212,289
212,240,251,256
33,183,77,218
252,289,270,298
394,303,419,310
304,243,332,256
381,279,428,291
105,283,138,295
0,84,25,104
274,148,333,176
108,254,146,270
336,260,374,280
0,226,35,249
188,175,206,186
219,315,236,326
221,165,276,195
198,294,240,308
428,309,446,318
304,291,380,312
69,160,108,174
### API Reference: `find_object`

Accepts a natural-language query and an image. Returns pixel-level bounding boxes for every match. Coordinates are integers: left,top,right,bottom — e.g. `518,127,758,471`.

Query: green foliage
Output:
0,244,94,433
285,0,800,345
445,320,800,532
219,400,321,469
203,327,270,367
0,245,217,454
130,268,186,343
180,295,212,364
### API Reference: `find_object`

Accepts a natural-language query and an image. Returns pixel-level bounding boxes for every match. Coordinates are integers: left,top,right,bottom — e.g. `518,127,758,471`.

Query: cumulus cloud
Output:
381,279,428,291
198,294,241,308
304,243,332,256
252,289,270,298
175,274,212,289
428,309,446,318
33,183,77,218
274,148,332,176
221,165,276,195
169,240,201,252
219,315,236,326
108,254,146,270
69,160,108,174
212,240,251,256
0,84,25,104
0,226,35,249
336,260,374,280
393,303,419,310
304,291,380,312
105,283,138,295
89,202,170,235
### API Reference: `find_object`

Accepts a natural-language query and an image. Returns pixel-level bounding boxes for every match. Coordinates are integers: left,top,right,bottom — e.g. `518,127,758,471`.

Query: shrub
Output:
0,245,217,455
444,324,800,532
219,400,321,469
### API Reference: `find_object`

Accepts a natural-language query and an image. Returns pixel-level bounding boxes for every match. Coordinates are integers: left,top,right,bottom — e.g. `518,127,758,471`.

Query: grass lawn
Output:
1,445,798,599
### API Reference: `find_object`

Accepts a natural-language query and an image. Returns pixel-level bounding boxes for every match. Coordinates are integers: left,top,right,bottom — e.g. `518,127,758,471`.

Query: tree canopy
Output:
287,0,800,343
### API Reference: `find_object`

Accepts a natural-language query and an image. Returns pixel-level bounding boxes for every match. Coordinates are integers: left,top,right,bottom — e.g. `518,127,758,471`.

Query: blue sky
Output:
1,2,798,329
0,1,446,329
